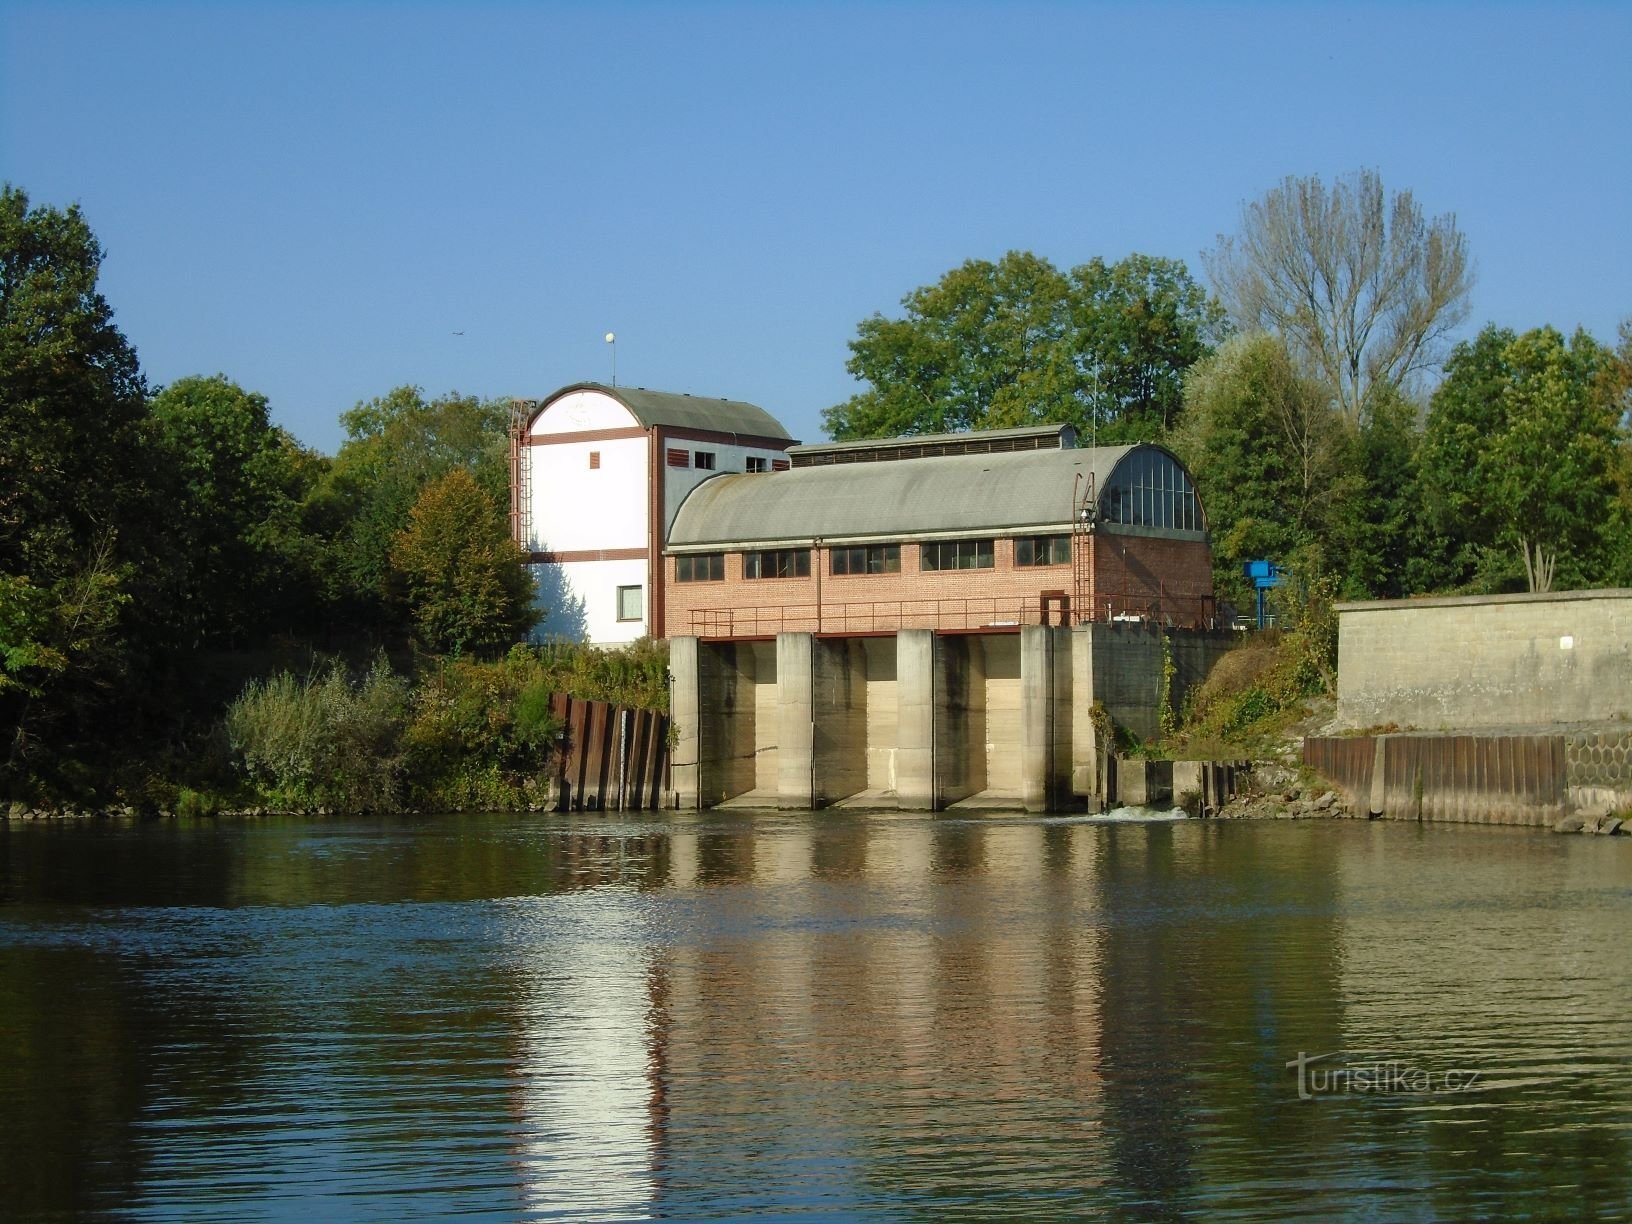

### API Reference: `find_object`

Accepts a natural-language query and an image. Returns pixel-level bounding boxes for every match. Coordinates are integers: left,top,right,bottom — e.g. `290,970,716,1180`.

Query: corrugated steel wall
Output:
550,694,671,810
1303,734,1566,825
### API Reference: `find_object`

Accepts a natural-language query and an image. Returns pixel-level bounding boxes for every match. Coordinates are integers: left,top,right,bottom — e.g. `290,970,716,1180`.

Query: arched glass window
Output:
1098,448,1203,532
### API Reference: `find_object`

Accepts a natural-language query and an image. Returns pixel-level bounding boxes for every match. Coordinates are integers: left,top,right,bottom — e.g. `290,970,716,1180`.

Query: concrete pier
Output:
669,624,1231,811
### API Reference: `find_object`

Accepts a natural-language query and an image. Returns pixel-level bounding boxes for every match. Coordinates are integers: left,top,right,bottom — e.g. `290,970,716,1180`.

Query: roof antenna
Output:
604,332,617,387
1089,360,1099,451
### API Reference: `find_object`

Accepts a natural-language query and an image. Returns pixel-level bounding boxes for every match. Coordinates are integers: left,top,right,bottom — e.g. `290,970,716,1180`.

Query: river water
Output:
2,811,1629,1220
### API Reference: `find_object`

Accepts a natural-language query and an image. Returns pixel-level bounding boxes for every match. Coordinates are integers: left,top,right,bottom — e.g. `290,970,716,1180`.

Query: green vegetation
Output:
5,169,1630,806
823,250,1226,443
1172,580,1339,761
0,184,663,814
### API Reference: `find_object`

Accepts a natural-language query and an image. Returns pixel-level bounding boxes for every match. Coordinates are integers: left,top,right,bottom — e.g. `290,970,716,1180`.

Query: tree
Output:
822,251,1224,442
390,467,537,657
0,185,152,792
1206,169,1473,425
148,375,322,645
1169,333,1345,607
1420,324,1622,593
314,387,512,630
1069,254,1229,436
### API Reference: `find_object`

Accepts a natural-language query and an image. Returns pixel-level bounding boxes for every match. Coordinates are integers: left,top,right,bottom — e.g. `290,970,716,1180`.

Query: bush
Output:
1176,575,1339,756
226,656,408,810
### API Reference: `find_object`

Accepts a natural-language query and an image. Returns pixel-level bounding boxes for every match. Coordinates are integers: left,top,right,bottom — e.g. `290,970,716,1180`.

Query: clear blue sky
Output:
3,1,1627,453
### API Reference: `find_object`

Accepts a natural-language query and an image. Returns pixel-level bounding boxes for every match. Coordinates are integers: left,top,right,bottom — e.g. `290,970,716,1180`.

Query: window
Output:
616,585,643,622
830,544,901,575
772,458,790,472
666,448,689,468
1015,534,1071,566
921,539,994,571
676,553,724,582
744,549,810,579
693,451,716,470
1099,448,1202,532
588,450,601,470
746,456,768,473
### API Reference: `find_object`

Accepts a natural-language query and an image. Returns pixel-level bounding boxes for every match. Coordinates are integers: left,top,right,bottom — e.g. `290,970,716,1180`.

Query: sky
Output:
2,1,1628,454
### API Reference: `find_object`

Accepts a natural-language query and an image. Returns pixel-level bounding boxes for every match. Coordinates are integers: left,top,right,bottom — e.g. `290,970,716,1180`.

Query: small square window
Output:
694,451,716,470
746,456,768,473
616,585,643,622
666,448,689,468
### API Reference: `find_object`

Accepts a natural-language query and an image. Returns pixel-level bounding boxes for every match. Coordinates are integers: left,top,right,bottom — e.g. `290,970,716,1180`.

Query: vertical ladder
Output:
510,399,534,551
1071,471,1096,624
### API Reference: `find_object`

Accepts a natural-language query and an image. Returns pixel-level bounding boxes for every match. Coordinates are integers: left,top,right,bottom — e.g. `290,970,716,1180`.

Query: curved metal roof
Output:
531,382,793,440
669,443,1183,547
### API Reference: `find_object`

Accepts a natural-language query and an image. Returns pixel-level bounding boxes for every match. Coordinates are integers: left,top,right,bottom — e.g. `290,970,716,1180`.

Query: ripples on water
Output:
1,812,1629,1220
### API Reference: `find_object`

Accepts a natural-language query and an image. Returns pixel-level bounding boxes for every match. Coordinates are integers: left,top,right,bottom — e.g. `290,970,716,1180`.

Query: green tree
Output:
148,375,323,645
1070,253,1229,436
1420,324,1622,592
0,185,152,792
1169,333,1347,607
390,467,537,657
313,386,511,632
1206,169,1473,425
823,250,1223,442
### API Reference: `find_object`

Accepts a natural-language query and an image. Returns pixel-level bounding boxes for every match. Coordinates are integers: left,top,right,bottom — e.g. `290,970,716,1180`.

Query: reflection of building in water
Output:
507,892,661,1219
642,818,1108,1205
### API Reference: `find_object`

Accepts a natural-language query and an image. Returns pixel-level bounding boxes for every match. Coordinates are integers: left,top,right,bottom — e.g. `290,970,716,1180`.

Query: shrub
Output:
226,657,408,810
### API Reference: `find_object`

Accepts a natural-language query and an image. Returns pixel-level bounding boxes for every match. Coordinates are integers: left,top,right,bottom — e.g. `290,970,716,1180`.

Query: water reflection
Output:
1,814,1629,1219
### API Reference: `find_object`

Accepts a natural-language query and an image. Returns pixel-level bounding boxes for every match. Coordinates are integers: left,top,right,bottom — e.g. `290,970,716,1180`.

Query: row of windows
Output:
674,535,1074,582
664,448,789,473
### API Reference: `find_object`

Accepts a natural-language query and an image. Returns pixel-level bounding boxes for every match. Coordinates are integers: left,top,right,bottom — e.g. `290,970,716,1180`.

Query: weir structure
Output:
667,622,1230,812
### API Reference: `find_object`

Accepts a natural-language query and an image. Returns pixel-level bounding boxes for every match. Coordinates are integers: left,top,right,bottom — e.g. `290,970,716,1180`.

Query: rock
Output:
1553,816,1586,834
1599,817,1623,836
1314,791,1336,810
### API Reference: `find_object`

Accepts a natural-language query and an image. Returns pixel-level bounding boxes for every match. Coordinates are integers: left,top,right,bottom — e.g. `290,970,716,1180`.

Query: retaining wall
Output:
1335,588,1632,730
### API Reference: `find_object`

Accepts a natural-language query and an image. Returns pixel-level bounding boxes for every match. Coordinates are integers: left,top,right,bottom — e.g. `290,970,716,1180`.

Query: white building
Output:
514,382,795,643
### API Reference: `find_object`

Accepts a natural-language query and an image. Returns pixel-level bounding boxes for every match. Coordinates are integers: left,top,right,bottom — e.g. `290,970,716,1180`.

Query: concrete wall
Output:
1336,589,1632,730
670,638,758,808
982,635,1022,793
775,634,868,808
864,638,898,792
748,640,778,792
1021,626,1073,812
934,635,987,805
1074,622,1233,744
895,630,936,809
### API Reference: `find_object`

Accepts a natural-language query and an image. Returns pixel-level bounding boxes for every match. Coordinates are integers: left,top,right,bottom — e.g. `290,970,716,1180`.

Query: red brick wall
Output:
1089,532,1215,627
664,531,1215,638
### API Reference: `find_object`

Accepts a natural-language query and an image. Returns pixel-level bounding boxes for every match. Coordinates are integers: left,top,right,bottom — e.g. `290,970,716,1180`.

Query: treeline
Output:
0,184,632,811
828,169,1632,613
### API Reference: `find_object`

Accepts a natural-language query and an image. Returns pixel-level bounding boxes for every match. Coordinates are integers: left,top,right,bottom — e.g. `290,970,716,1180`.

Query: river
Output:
2,811,1629,1220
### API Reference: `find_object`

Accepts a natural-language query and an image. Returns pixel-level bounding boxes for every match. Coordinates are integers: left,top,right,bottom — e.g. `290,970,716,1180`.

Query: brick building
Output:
664,426,1215,639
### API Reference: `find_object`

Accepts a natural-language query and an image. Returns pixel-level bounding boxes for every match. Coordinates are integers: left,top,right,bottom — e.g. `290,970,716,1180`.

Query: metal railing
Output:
688,593,1217,638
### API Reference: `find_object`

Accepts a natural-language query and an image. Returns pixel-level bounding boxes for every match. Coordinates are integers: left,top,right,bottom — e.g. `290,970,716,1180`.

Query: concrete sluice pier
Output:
669,624,1230,812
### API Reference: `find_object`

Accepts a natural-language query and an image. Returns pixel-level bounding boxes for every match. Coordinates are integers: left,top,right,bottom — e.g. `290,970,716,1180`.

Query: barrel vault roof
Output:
532,382,793,440
668,443,1153,548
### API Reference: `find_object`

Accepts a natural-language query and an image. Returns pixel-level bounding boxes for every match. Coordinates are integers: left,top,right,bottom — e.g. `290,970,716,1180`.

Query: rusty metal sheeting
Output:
1303,733,1566,825
550,694,671,811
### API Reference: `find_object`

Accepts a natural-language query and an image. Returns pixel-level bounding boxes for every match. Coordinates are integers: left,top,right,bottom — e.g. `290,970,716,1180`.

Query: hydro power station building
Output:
514,383,1216,643
513,383,1225,811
